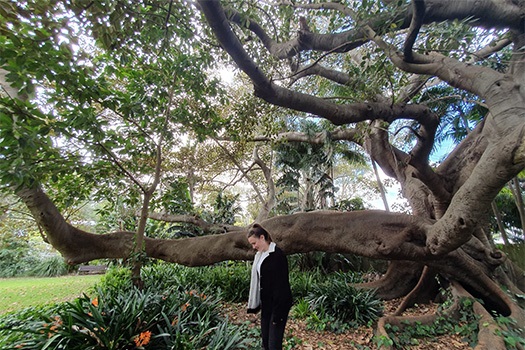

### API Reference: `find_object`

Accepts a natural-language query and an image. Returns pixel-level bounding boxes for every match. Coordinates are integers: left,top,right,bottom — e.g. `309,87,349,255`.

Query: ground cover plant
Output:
0,262,393,349
381,298,479,349
140,261,252,304
305,272,383,332
2,261,522,349
0,264,256,350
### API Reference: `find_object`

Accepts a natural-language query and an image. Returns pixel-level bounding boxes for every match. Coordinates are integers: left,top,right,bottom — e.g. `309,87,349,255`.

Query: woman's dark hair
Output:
247,223,272,242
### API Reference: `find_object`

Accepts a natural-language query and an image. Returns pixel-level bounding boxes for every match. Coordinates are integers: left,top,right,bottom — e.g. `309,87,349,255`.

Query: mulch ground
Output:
221,300,473,349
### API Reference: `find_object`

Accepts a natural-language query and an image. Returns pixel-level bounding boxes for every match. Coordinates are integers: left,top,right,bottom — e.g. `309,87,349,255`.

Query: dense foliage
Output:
0,234,69,278
0,265,255,350
0,262,385,349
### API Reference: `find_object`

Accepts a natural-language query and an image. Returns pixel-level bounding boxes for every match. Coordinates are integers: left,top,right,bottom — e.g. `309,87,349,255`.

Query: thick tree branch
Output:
252,128,358,145
361,23,505,98
428,136,525,254
146,211,240,234
227,0,519,63
202,0,525,258
198,0,442,132
16,183,524,318
365,120,451,208
404,0,425,63
290,61,351,86
359,261,426,299
18,185,438,263
221,3,370,59
197,0,271,91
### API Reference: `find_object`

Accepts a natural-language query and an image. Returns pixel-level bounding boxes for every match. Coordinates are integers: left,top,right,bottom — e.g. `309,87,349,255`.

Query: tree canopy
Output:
1,0,525,348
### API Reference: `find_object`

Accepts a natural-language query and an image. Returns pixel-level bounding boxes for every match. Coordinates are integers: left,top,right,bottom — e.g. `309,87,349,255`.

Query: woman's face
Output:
248,235,269,252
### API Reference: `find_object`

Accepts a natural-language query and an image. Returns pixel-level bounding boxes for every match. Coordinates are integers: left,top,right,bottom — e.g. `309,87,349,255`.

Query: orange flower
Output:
91,297,99,307
134,330,152,347
181,302,190,312
171,317,178,326
46,316,62,337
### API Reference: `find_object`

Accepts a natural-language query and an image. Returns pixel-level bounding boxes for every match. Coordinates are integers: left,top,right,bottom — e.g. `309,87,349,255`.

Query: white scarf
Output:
248,242,276,310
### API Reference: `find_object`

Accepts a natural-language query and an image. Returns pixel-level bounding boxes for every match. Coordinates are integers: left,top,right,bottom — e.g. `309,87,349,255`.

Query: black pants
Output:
260,309,289,350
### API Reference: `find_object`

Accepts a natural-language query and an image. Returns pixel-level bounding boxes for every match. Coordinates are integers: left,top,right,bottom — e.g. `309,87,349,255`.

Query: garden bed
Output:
221,299,472,350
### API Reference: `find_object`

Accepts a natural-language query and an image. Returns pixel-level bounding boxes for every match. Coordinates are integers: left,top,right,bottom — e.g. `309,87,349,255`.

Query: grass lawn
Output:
0,275,103,315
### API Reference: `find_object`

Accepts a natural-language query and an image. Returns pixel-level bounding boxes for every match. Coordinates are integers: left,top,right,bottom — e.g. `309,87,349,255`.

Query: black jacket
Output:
248,245,293,321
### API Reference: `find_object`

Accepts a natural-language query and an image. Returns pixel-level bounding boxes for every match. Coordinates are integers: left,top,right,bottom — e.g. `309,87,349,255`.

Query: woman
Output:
247,223,293,350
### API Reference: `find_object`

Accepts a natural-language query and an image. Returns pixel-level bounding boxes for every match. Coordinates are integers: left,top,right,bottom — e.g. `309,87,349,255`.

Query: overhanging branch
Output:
403,0,425,63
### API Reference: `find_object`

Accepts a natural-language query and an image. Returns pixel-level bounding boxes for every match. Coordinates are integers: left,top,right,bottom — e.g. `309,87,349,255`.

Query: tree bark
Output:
17,184,525,324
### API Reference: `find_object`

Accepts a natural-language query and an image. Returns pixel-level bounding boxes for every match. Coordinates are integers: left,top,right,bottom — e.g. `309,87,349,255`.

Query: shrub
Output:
0,248,39,277
291,298,311,319
96,266,133,295
289,267,325,300
0,249,70,278
140,262,186,293
3,286,251,350
306,271,383,328
0,235,70,278
194,318,251,350
141,261,250,303
290,271,383,333
29,255,69,277
199,261,250,302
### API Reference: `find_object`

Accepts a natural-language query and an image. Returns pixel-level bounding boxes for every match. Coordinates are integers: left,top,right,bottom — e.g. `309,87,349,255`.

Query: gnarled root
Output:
473,301,506,350
393,266,439,316
375,281,509,350
358,261,425,299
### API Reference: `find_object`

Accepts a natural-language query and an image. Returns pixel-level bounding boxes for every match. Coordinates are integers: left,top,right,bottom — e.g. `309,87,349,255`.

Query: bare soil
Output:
221,300,473,349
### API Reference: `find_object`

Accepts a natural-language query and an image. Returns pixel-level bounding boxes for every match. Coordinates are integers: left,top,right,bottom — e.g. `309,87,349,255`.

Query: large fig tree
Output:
1,0,524,347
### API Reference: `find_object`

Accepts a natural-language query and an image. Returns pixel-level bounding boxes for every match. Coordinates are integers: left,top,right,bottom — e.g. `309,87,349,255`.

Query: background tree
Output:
0,1,226,263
